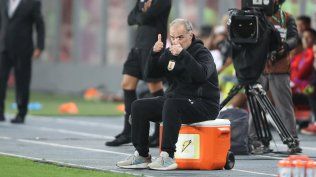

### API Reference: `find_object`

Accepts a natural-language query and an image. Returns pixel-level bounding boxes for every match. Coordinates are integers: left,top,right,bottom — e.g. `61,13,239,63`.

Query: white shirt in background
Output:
8,0,22,18
210,50,223,72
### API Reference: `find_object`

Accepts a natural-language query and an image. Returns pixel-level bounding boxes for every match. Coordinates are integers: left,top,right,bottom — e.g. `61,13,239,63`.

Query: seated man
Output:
116,19,220,170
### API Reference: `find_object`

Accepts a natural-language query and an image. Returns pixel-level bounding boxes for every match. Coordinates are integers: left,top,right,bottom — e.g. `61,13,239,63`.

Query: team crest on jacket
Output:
168,60,176,71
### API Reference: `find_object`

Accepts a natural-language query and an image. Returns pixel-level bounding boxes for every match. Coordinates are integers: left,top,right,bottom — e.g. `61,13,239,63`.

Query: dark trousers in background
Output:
131,96,214,158
308,95,316,122
249,74,298,140
0,51,32,117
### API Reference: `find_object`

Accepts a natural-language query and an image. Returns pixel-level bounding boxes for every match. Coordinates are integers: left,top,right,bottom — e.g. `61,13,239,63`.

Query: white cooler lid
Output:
183,119,230,127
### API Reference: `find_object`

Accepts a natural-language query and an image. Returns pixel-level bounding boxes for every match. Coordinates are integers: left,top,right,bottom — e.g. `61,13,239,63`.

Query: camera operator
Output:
249,0,302,153
116,19,220,170
105,0,171,147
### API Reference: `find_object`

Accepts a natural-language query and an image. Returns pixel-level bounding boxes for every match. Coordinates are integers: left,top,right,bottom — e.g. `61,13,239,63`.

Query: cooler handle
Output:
218,127,230,136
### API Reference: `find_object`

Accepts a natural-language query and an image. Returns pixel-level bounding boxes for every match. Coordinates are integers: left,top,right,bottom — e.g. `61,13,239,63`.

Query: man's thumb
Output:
158,34,162,42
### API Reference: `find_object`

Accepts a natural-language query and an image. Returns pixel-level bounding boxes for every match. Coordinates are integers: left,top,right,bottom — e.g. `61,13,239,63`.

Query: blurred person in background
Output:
210,25,231,73
291,29,316,94
105,0,171,147
209,25,226,71
197,25,213,50
0,0,45,123
296,15,311,37
249,0,301,154
116,18,219,170
300,40,316,135
291,16,312,57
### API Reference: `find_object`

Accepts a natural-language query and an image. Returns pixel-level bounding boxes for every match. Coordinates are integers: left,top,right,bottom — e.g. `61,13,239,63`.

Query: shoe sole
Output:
105,142,132,147
117,163,149,169
288,148,302,154
148,163,178,170
301,130,316,135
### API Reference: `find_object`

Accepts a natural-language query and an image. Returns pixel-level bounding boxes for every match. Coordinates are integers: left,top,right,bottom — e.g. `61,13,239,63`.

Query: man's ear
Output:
189,33,194,40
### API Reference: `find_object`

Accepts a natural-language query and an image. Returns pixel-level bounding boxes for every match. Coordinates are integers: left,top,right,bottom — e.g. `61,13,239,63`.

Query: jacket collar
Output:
7,0,25,20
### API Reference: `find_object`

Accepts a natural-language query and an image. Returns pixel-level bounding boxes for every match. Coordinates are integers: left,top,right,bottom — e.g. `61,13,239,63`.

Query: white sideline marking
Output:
0,152,152,177
232,169,277,176
2,123,115,140
256,155,283,160
275,143,316,152
0,136,11,140
35,126,114,139
17,139,131,156
31,116,122,129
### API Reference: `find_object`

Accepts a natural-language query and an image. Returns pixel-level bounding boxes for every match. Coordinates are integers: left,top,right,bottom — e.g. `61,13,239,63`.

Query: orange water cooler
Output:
160,119,235,170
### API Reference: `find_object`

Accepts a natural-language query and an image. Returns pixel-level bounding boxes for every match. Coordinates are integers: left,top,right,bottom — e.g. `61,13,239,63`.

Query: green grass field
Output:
0,155,134,177
4,90,124,117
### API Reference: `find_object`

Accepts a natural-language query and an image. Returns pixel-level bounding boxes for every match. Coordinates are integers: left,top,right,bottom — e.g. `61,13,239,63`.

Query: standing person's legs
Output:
307,94,316,122
269,74,298,139
0,52,12,121
147,81,164,147
300,92,316,135
105,74,138,146
300,95,316,135
11,55,32,123
106,48,141,146
121,74,139,134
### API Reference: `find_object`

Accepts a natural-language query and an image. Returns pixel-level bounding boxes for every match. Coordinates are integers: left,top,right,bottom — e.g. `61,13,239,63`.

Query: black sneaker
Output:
105,134,131,146
250,140,272,154
0,115,5,122
10,115,25,124
288,146,302,154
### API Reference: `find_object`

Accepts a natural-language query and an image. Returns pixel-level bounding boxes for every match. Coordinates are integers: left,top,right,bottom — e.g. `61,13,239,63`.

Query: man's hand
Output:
153,34,164,53
169,44,183,56
32,48,42,59
142,0,152,12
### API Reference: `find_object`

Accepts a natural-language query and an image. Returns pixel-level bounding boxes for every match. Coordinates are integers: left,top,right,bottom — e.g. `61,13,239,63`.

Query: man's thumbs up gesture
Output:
153,34,164,53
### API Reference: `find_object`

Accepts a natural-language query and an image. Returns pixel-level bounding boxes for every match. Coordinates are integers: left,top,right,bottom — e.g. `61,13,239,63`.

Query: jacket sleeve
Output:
285,15,298,51
144,49,164,79
129,0,171,26
127,2,139,26
33,1,45,50
177,48,216,82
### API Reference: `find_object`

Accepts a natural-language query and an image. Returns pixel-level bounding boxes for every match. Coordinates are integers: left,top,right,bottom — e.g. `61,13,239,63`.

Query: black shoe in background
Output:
0,115,5,122
288,145,302,154
288,138,302,154
105,134,131,146
10,115,25,124
149,134,159,147
149,137,159,147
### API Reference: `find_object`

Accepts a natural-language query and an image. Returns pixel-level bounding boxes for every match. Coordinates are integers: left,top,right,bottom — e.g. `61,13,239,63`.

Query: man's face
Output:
170,25,193,49
302,31,315,49
297,20,309,35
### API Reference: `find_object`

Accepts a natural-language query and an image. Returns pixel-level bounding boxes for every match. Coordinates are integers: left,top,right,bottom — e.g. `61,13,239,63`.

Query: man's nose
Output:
173,39,180,45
